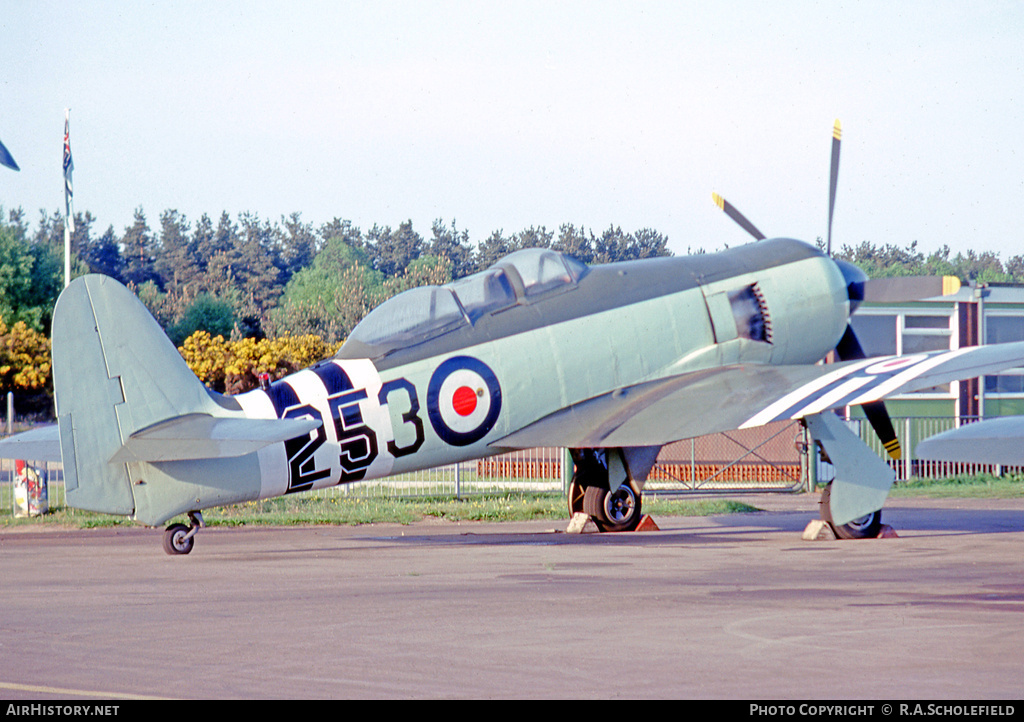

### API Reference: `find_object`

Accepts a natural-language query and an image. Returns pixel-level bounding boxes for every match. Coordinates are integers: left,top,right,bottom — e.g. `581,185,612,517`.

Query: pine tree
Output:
155,209,196,292
430,219,474,279
120,208,159,287
367,220,423,278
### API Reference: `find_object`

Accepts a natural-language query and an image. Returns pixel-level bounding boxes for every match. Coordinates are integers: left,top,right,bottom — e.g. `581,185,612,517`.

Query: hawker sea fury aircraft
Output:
4,122,1024,553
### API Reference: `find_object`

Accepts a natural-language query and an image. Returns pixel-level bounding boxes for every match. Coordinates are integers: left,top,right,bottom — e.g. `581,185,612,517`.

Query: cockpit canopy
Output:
338,248,588,359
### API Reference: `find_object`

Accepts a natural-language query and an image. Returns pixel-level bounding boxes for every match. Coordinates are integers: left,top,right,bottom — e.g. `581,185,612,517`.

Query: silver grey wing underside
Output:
495,364,830,448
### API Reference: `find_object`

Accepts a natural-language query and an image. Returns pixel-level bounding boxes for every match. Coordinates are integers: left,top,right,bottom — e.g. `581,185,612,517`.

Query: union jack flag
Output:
63,112,74,232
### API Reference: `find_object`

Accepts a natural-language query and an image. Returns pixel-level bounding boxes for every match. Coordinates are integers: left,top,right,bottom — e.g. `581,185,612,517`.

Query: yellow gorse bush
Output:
179,330,340,395
177,330,229,390
0,317,52,392
0,322,338,398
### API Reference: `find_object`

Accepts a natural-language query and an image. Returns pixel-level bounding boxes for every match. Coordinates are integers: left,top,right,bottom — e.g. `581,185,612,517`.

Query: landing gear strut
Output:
163,511,204,555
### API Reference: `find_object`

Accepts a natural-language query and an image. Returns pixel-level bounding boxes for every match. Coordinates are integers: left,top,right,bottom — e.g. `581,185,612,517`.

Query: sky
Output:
1,0,1022,260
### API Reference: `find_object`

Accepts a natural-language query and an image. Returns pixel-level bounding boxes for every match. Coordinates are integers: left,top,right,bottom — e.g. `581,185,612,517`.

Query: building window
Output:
902,314,953,354
850,314,897,356
986,315,1024,344
984,313,1024,394
985,373,1024,394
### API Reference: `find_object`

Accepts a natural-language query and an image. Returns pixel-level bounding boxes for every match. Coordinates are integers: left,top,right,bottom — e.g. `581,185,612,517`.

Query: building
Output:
850,281,1024,420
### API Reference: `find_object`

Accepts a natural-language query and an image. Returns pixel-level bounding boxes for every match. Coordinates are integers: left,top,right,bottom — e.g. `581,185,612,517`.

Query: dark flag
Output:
0,136,17,171
63,111,74,232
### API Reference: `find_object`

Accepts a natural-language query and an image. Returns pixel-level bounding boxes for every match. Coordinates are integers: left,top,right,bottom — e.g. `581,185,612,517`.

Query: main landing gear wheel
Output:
819,483,881,540
583,483,643,533
567,449,644,532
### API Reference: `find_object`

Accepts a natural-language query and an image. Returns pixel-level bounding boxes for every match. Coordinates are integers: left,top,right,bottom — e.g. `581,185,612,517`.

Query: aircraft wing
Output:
495,341,1024,449
916,416,1024,465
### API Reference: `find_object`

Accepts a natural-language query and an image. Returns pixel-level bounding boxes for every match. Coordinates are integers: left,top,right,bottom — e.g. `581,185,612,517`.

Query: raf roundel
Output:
427,356,502,446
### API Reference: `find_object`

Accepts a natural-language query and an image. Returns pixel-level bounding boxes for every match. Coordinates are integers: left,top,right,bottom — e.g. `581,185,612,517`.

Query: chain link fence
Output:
646,420,807,495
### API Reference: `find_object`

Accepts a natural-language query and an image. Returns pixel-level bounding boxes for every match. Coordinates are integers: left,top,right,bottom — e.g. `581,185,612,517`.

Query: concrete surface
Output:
1,495,1022,699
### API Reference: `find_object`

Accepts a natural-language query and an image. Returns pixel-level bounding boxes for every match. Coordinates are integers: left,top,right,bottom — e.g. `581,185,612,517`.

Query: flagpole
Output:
63,207,70,289
63,108,74,289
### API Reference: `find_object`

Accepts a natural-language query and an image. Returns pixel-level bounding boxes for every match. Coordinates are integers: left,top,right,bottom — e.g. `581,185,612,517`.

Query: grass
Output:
890,472,1024,499
0,491,760,530
3,473,1021,530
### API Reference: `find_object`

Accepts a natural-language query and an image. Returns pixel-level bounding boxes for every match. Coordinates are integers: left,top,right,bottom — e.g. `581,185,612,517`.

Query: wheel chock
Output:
635,515,660,532
565,513,660,534
566,512,599,534
802,519,837,541
877,524,899,538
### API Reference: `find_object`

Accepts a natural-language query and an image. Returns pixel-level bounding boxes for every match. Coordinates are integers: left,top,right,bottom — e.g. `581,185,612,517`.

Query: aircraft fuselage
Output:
227,238,850,502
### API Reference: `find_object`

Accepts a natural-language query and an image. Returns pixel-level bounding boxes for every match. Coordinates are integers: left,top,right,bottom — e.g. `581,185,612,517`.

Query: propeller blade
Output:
712,193,766,241
861,400,902,460
835,323,867,360
826,119,841,256
834,325,902,459
861,275,962,303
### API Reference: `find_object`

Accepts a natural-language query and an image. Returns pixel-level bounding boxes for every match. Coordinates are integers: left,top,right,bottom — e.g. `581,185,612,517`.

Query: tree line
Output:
832,240,1024,285
1,206,672,345
1,205,671,405
5,201,1024,402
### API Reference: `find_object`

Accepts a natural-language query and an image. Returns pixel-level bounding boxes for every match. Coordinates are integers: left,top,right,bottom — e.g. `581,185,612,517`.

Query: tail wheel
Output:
819,483,881,540
163,523,195,555
583,483,642,532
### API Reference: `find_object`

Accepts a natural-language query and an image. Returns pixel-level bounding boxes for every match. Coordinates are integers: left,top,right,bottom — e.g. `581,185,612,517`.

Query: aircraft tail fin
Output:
52,275,262,523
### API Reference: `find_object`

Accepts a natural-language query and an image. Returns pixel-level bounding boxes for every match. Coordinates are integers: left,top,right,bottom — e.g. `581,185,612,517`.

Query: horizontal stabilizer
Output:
916,416,1024,465
109,413,322,463
0,425,61,462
